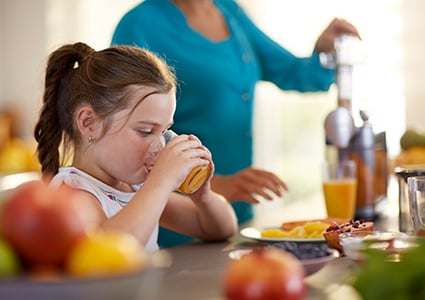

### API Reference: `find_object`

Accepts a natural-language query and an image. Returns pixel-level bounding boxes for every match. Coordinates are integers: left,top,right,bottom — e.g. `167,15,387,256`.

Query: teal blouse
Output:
112,0,334,247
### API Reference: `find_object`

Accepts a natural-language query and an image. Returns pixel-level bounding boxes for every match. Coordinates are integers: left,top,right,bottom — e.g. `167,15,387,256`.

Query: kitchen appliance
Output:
394,165,425,233
323,35,388,221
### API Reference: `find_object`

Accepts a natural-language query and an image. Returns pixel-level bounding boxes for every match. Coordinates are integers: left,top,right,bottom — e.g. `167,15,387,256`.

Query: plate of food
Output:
240,217,349,243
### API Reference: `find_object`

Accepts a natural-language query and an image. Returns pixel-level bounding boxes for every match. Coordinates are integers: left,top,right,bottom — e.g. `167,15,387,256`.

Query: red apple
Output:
222,248,305,300
0,180,96,269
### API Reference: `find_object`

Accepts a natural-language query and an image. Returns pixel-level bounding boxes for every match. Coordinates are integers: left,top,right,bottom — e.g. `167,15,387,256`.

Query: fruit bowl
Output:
339,231,417,263
0,250,172,300
269,242,339,275
0,269,164,300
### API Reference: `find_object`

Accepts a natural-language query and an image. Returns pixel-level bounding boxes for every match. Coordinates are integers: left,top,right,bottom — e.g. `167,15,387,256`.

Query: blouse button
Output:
242,93,250,101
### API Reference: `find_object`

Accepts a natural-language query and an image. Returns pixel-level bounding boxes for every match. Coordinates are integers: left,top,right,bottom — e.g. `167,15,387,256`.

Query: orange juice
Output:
177,164,211,194
323,179,357,219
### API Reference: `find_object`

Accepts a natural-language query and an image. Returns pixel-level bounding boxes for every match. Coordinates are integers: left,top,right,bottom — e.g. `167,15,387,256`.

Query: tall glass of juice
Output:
322,160,357,219
163,130,211,194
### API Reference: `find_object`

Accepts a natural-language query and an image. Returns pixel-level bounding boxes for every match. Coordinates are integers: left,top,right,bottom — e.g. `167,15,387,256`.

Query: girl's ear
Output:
75,105,99,140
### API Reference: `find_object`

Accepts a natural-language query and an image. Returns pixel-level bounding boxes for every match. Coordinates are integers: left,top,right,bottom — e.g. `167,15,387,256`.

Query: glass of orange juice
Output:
322,160,357,219
163,130,211,194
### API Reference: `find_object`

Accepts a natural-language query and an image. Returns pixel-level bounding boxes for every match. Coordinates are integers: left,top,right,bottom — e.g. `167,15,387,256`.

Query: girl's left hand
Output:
149,134,213,194
186,156,216,202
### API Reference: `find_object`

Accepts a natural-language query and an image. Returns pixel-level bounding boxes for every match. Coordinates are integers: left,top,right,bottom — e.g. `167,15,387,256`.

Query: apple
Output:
0,180,96,269
222,248,305,300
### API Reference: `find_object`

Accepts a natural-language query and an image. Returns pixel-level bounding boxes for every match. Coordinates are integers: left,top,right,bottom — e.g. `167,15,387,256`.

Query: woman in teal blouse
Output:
111,0,360,248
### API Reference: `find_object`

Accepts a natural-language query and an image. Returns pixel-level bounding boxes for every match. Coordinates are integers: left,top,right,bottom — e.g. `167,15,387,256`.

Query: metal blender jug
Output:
394,165,425,233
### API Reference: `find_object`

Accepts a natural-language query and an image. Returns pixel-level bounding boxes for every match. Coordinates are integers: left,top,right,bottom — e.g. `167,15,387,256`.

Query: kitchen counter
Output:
152,178,399,300
155,238,360,300
0,173,400,300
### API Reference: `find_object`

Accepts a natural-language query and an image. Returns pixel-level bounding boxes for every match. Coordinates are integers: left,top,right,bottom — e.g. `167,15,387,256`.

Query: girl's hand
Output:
186,154,216,203
148,134,211,193
174,135,216,202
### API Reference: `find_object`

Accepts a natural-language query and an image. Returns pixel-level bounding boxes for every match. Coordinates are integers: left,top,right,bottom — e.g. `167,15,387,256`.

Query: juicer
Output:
322,35,388,221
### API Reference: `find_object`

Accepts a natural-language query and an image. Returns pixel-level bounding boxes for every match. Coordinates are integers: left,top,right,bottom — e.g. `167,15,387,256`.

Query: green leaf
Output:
352,237,425,300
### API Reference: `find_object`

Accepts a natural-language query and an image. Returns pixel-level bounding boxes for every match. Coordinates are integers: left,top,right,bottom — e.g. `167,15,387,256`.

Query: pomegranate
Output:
323,219,374,252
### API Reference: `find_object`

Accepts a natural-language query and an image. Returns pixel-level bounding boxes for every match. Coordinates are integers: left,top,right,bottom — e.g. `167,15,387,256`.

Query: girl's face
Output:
93,86,176,186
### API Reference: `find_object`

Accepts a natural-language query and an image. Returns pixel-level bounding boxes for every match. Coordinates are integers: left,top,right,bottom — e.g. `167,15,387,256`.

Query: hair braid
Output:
34,43,95,177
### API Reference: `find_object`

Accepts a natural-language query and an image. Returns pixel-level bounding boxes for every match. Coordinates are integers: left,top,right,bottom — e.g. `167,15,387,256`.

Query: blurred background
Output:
1,0,424,215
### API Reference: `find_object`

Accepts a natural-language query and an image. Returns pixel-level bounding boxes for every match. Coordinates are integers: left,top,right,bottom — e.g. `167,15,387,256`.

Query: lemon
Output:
303,222,329,234
288,226,307,238
66,230,146,277
261,222,329,239
306,231,325,239
261,228,290,238
0,237,21,277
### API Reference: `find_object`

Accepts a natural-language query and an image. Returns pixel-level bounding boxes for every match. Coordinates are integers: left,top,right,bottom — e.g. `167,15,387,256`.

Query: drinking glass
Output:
322,160,357,219
407,176,425,236
163,130,211,194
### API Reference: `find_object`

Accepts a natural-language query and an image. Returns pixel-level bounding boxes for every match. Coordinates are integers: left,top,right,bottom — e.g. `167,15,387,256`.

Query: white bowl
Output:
269,242,339,275
339,231,417,262
229,244,338,276
301,249,339,275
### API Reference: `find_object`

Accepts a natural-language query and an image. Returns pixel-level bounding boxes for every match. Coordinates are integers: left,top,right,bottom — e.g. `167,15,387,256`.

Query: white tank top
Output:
50,166,159,252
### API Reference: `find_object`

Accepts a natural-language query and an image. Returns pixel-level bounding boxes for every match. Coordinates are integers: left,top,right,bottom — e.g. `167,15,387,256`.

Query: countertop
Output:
0,173,401,300
152,178,400,300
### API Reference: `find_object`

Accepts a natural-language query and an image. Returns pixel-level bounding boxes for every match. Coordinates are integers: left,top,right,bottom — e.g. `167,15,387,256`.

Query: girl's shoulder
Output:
50,167,99,192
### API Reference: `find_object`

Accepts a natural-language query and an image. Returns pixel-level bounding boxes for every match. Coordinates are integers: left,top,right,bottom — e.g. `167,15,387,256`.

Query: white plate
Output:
240,227,325,243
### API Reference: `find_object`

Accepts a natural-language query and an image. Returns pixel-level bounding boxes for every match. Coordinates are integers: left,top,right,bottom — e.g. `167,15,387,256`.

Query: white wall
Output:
0,0,47,139
0,0,140,139
401,1,425,133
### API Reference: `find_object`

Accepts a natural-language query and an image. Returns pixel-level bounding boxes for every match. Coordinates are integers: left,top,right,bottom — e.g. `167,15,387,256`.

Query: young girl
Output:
33,42,237,252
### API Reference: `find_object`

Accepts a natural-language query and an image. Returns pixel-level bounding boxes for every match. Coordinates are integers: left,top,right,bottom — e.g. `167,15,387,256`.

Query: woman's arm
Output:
220,0,335,92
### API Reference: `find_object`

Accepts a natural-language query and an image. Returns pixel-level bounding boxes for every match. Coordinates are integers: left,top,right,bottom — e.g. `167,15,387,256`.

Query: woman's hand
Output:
314,18,361,54
211,167,288,204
